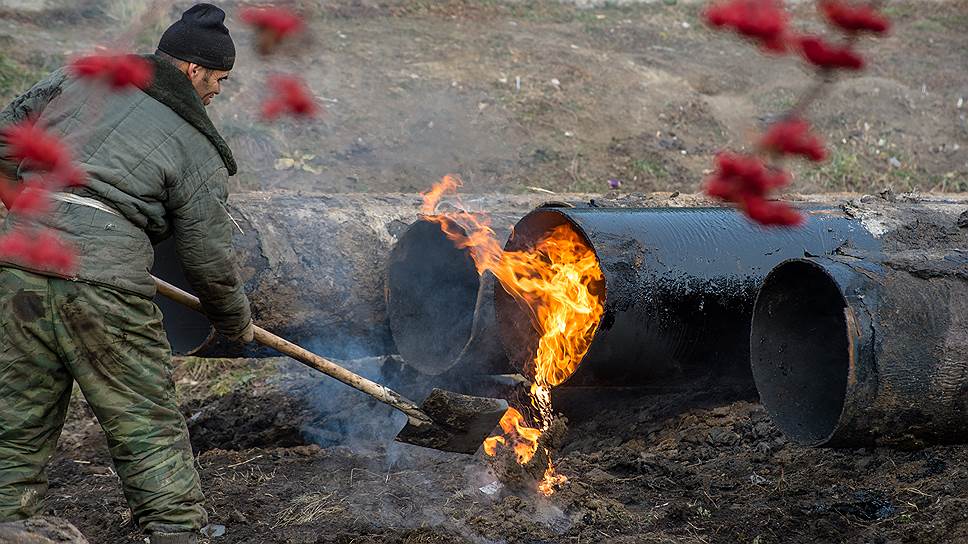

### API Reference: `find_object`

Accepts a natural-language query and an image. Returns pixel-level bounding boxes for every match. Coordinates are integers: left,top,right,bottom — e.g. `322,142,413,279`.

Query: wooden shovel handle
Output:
152,276,431,426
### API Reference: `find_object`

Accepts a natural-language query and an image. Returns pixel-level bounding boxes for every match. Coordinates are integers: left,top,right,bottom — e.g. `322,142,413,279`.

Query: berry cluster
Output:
69,53,154,90
702,0,890,225
239,7,319,121
0,120,88,273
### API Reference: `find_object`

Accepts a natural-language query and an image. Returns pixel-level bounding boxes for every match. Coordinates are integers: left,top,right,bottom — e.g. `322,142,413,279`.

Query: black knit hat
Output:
158,3,235,71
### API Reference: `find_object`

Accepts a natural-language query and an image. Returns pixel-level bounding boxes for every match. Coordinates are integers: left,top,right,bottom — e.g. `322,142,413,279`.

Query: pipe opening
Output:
495,210,606,386
151,237,216,355
750,260,849,445
387,219,481,375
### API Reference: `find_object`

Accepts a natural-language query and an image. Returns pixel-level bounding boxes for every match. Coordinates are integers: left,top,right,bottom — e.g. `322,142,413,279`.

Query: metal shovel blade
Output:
395,388,509,454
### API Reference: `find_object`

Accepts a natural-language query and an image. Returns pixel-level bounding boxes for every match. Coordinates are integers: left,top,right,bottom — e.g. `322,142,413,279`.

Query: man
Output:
0,4,252,544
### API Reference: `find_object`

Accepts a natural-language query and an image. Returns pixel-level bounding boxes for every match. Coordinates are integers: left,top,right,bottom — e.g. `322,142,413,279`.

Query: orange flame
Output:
483,407,541,464
538,460,569,496
420,174,462,215
421,175,605,496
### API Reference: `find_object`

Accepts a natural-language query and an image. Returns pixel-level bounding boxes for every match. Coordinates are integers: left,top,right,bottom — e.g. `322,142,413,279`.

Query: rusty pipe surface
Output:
751,254,968,448
494,206,880,388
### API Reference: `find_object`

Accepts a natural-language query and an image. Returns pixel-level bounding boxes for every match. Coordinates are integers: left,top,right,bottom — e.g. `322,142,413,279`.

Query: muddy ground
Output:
45,354,968,544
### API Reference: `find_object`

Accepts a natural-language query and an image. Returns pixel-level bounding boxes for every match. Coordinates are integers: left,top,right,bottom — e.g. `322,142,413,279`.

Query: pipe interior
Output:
750,260,849,445
387,219,481,375
495,210,605,385
151,237,216,355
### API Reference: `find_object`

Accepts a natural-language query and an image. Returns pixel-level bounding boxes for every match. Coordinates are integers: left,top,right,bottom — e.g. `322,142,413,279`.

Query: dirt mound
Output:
185,391,313,452
6,0,963,195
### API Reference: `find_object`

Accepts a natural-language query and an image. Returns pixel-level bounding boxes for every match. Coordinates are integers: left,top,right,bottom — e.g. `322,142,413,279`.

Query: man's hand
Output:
231,321,255,343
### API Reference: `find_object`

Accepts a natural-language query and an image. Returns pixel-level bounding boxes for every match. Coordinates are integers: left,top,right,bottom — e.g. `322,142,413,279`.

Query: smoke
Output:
290,345,488,457
269,341,576,542
290,343,414,456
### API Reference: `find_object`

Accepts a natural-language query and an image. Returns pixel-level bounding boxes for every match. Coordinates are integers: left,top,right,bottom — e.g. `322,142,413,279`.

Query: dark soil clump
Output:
185,391,313,452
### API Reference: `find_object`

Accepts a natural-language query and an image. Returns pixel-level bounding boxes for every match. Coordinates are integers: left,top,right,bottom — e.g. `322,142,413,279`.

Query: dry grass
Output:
173,356,282,402
0,50,44,104
274,492,346,528
99,0,176,48
101,0,147,24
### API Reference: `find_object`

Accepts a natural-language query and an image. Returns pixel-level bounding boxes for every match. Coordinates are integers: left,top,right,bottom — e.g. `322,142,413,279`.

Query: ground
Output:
0,0,966,195
46,357,968,543
1,1,967,543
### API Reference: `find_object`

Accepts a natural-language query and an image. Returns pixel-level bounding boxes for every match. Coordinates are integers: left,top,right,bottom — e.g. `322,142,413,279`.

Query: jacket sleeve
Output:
167,166,252,338
0,68,69,180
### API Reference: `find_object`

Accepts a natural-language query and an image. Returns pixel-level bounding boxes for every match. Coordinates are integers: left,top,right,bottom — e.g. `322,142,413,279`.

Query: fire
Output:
482,407,540,464
421,175,605,496
538,460,568,496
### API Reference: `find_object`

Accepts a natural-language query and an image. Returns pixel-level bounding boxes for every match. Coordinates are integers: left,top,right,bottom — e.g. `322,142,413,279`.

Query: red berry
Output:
798,36,865,70
760,118,828,162
820,0,890,34
70,54,153,90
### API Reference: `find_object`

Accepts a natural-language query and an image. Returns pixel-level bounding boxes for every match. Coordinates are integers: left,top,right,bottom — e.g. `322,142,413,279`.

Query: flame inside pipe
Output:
421,175,605,495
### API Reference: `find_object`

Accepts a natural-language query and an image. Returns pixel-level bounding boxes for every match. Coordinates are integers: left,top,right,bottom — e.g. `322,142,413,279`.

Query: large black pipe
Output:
153,193,565,360
384,196,684,377
151,193,421,359
386,206,578,377
751,254,968,447
494,206,880,388
386,217,512,377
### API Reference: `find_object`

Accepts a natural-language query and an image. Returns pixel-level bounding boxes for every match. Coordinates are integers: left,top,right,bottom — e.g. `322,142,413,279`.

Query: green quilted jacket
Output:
0,55,250,338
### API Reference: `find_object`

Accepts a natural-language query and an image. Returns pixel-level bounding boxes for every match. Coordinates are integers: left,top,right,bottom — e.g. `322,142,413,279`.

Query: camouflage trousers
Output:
0,267,207,534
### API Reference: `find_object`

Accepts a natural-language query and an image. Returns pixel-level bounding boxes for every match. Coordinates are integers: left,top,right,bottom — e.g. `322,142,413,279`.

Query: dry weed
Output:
274,492,346,528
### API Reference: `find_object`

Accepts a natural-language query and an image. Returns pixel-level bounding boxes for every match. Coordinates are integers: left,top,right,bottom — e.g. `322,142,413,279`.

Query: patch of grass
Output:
95,1,174,49
810,147,865,190
515,96,556,124
933,173,968,193
754,87,798,112
503,0,571,21
210,368,260,397
911,19,947,33
807,147,949,193
174,357,279,402
632,157,669,179
0,52,43,104
925,12,968,32
274,492,345,528
885,167,920,192
531,147,562,163
102,0,147,25
880,4,917,20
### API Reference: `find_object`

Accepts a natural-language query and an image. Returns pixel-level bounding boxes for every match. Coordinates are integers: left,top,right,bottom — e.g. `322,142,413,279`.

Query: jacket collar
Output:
140,54,237,176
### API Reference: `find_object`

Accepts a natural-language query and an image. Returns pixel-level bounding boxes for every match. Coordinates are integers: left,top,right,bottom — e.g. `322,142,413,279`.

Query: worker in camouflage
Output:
0,5,251,544
0,268,205,532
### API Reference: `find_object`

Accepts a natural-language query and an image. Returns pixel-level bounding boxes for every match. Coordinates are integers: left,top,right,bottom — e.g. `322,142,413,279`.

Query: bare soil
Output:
45,355,968,544
0,0,966,194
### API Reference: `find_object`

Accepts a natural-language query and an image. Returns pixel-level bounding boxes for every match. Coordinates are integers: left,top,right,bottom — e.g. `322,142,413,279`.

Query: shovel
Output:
153,276,508,455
